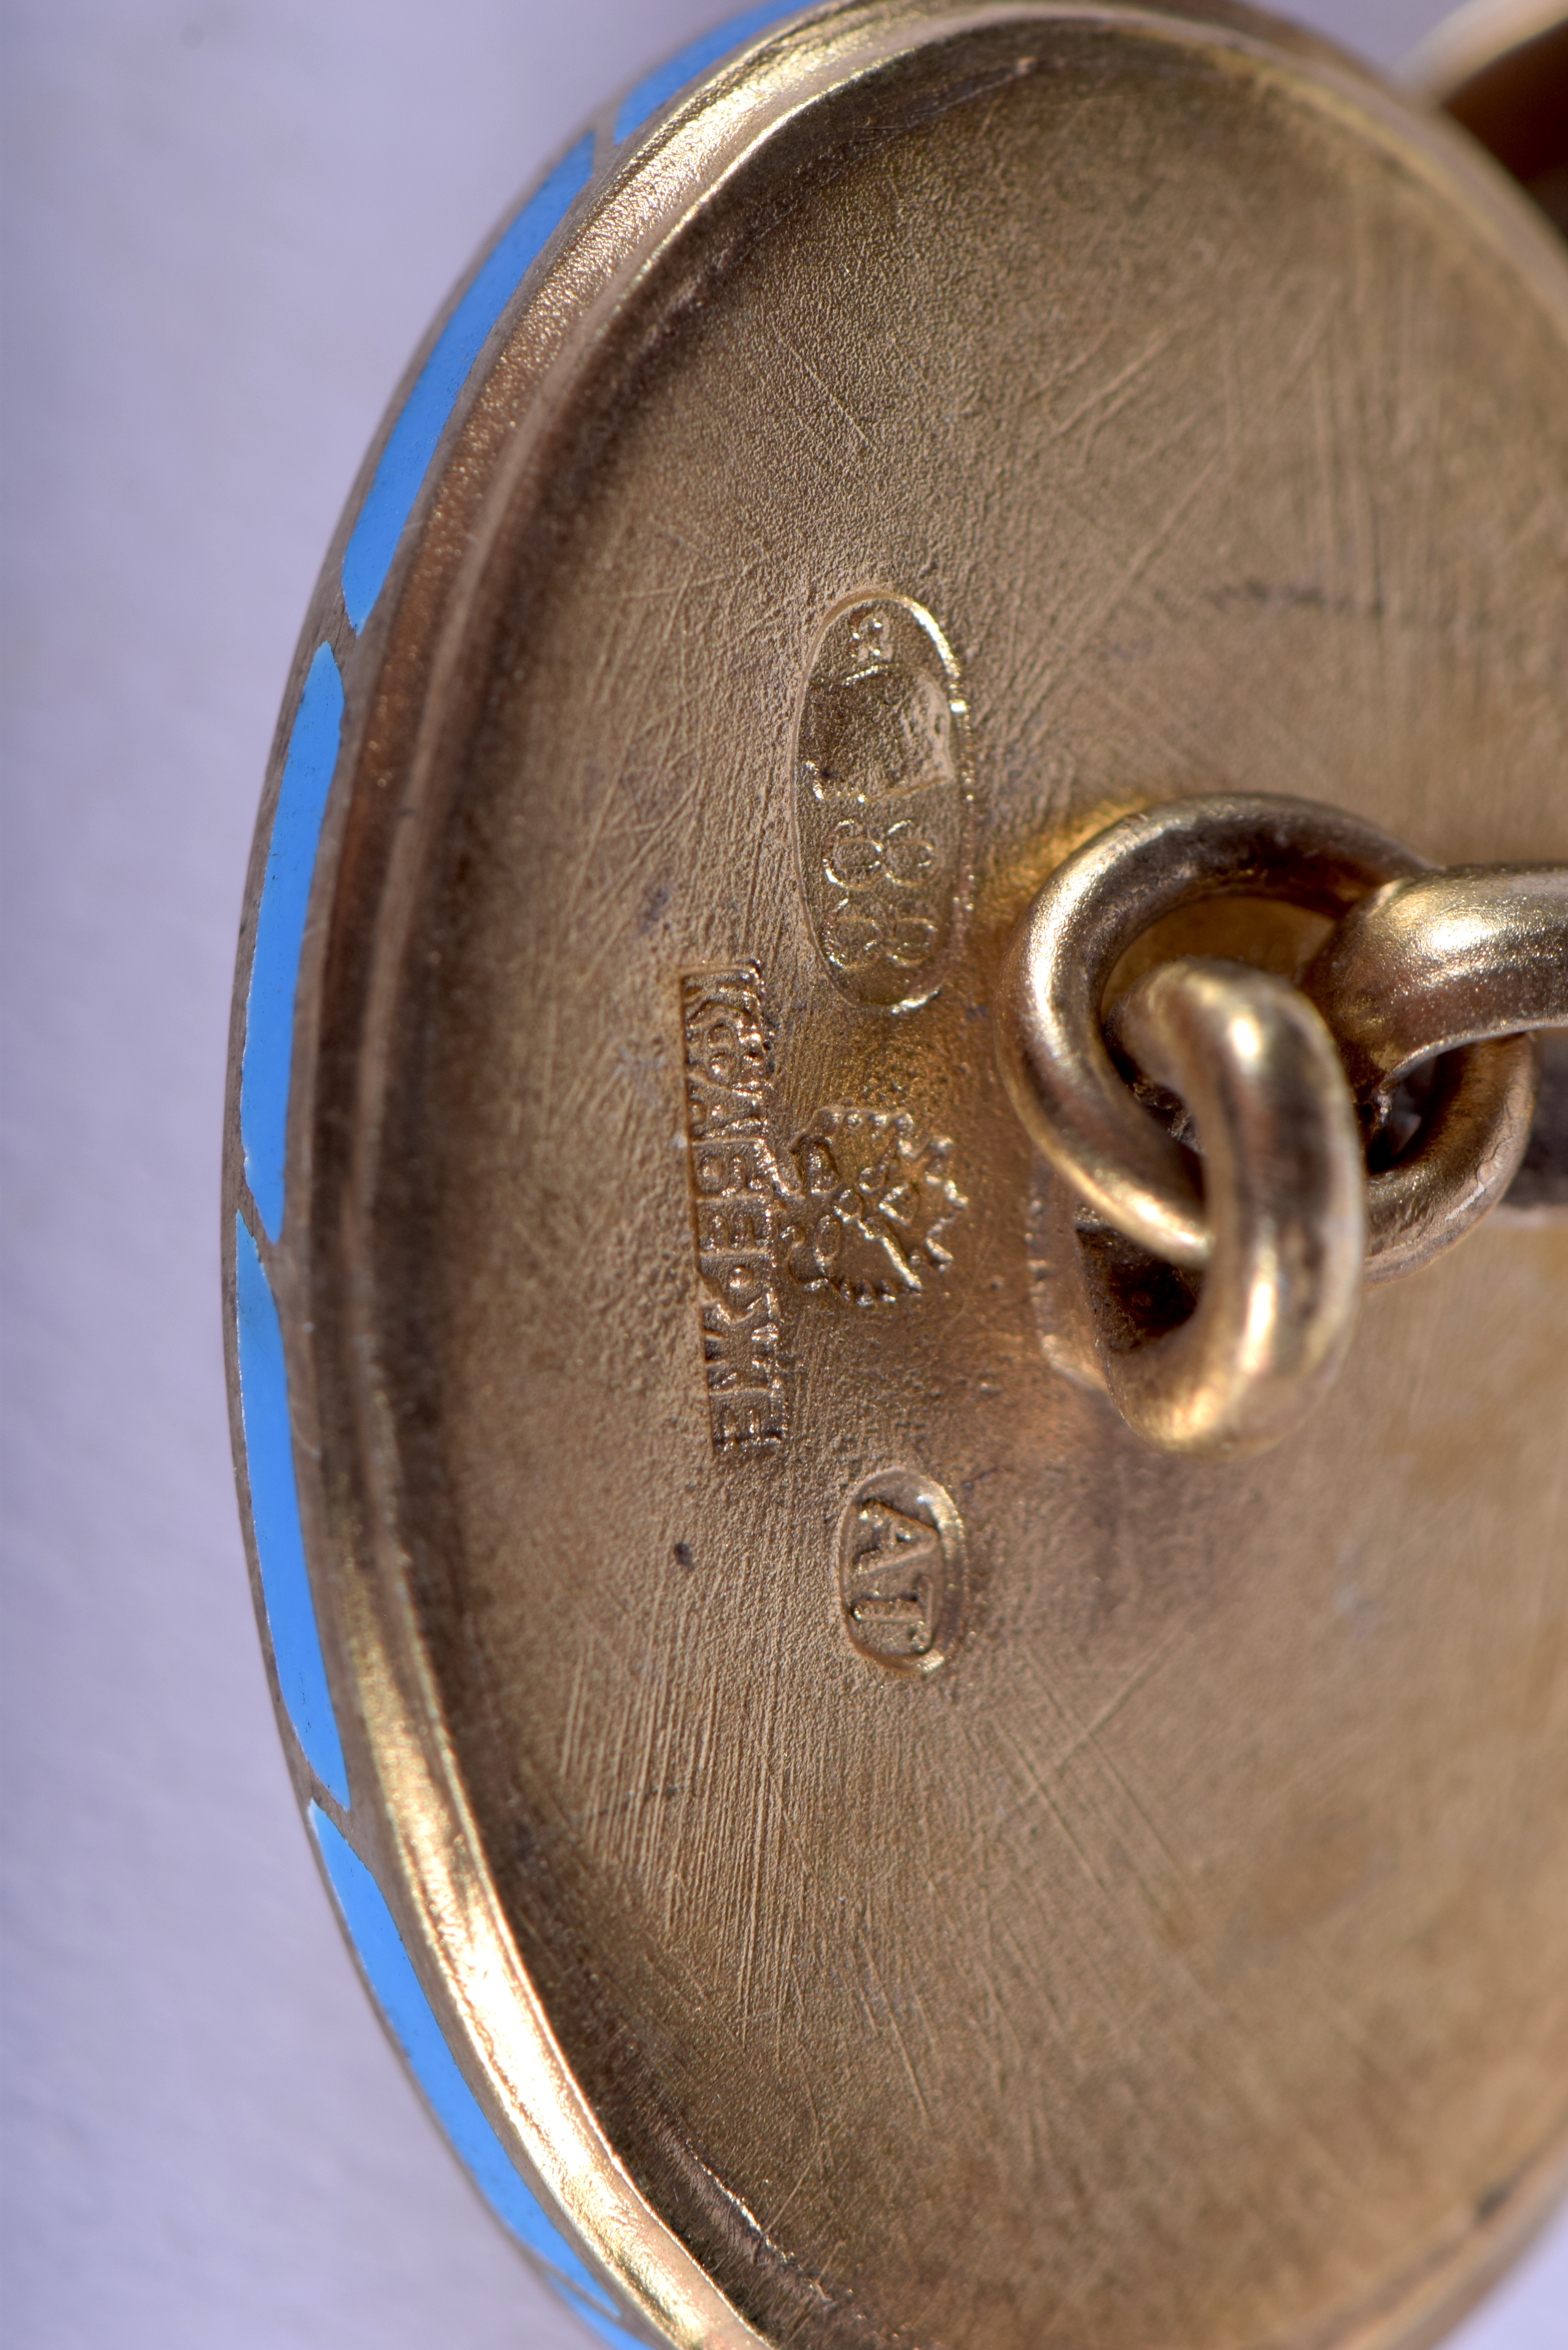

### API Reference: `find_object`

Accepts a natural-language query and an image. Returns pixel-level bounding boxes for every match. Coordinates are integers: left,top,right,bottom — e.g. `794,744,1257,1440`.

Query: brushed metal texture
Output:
226,7,1568,2344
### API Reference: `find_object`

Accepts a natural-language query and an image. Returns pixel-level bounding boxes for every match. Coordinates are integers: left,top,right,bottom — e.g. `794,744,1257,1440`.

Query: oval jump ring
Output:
1079,959,1365,1457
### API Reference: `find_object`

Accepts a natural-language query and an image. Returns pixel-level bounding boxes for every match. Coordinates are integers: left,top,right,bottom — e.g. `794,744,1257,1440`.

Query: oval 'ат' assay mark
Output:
795,594,970,1010
836,1466,968,1675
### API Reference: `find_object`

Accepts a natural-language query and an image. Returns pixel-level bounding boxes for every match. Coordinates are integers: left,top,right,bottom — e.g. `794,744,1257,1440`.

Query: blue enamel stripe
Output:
308,1808,622,2321
613,2,803,143
340,134,594,632
614,3,802,142
239,640,344,1244
239,31,841,2340
234,1217,350,1806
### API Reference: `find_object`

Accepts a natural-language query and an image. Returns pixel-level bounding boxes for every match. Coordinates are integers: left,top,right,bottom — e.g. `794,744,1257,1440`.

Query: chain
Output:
998,796,1568,1458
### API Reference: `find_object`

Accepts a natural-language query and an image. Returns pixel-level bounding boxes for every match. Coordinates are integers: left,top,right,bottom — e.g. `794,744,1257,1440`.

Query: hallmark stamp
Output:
782,1107,964,1306
836,1468,967,1675
681,969,968,1456
682,967,789,1456
794,593,970,1011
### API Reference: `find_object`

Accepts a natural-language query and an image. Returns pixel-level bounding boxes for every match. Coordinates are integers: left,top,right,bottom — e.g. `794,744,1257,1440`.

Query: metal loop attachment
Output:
1307,867,1568,1280
1084,959,1365,1458
999,797,1567,1456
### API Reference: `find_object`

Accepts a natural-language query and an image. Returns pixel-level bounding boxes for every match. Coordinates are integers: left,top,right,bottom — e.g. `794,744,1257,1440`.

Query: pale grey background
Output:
2,3,1564,2345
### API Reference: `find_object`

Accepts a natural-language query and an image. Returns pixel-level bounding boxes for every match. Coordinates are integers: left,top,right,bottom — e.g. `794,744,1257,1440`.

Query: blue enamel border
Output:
239,640,344,1245
614,3,803,142
340,133,595,632
233,17,838,2340
336,7,810,638
309,1809,632,2335
234,1216,350,1806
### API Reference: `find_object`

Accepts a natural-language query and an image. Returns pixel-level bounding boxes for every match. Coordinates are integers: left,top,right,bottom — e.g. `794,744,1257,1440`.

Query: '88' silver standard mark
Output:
793,593,971,1010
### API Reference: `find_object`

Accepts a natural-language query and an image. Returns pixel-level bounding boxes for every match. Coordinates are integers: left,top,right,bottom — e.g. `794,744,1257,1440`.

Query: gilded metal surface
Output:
1309,865,1568,1272
1307,867,1568,1099
227,6,1568,2347
998,804,1567,1447
997,795,1428,1267
794,594,972,1010
1087,958,1366,1455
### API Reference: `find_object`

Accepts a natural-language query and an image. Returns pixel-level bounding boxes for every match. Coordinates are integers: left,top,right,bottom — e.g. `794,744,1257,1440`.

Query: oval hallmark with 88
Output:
794,592,971,1011
222,5,1568,2347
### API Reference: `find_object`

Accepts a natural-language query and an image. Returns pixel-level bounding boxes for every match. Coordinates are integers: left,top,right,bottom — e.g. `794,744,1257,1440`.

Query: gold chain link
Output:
999,797,1568,1457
